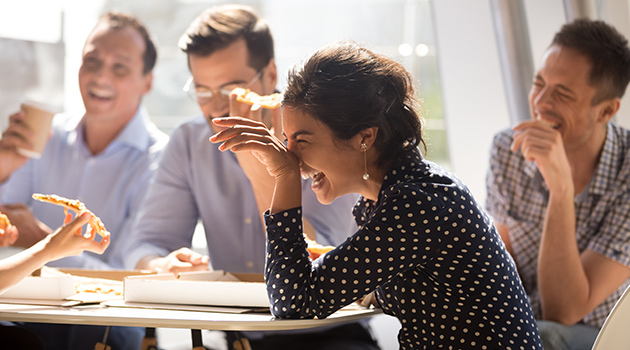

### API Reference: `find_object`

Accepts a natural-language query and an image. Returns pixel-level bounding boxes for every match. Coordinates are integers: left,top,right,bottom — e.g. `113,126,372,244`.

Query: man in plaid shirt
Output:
486,19,630,350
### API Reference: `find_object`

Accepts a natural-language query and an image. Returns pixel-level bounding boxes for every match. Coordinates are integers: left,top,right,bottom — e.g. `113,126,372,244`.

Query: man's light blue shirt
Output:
0,107,168,269
125,114,359,273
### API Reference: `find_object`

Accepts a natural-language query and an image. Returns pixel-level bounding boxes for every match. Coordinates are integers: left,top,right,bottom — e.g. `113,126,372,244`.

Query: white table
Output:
0,302,379,331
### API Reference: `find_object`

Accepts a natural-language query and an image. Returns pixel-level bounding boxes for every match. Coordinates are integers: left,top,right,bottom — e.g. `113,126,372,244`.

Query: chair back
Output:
592,285,630,350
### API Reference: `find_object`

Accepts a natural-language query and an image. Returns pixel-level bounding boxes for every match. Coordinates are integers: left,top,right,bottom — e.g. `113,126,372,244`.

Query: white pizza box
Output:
0,274,75,300
0,267,153,302
124,270,269,308
57,268,155,281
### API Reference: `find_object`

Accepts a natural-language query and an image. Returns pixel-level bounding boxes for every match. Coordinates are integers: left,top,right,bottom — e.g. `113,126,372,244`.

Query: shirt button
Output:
246,261,254,268
244,217,252,224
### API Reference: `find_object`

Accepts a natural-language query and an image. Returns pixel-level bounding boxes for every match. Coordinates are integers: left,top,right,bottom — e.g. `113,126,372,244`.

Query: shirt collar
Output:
354,148,427,222
68,106,153,153
113,106,153,151
374,148,429,203
590,123,618,196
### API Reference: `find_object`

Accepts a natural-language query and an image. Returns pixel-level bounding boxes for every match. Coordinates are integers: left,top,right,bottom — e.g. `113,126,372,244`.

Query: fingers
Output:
209,117,271,146
0,225,18,247
86,231,110,254
9,110,26,123
159,248,210,274
511,132,553,161
212,116,266,129
173,247,210,265
65,212,92,232
167,262,210,274
2,111,34,148
217,132,277,152
510,121,558,153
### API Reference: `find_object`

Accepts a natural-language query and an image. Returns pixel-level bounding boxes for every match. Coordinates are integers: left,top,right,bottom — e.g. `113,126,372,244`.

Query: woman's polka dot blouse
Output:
264,148,543,350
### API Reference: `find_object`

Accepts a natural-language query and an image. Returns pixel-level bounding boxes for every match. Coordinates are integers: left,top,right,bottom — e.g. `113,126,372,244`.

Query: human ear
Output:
598,97,620,123
355,127,379,151
262,58,278,94
143,71,154,95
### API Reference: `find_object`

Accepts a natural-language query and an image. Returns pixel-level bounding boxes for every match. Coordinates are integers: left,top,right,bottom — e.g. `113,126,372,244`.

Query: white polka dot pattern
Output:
264,148,542,349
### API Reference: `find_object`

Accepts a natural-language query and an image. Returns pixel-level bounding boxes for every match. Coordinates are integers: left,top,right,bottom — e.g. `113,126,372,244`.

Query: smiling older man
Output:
0,11,168,349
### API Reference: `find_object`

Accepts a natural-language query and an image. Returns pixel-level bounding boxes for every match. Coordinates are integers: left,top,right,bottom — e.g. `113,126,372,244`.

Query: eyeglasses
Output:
183,70,263,105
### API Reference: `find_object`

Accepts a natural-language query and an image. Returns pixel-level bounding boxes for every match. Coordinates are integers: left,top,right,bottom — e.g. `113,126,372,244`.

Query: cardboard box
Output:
0,274,75,300
56,268,155,281
124,270,269,308
0,267,154,302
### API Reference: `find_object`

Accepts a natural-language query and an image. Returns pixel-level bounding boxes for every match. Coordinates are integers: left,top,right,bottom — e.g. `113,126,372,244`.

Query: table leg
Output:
191,329,205,350
93,326,111,350
142,327,158,350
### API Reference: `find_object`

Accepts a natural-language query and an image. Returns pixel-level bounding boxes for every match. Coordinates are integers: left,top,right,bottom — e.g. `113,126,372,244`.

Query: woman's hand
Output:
210,116,303,214
209,116,300,179
42,212,110,261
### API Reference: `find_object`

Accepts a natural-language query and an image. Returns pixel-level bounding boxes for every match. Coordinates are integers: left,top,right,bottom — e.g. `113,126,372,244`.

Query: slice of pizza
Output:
232,87,282,109
32,193,108,238
304,237,335,260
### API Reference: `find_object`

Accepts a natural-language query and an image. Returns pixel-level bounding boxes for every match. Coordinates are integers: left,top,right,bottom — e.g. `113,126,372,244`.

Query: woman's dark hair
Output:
552,19,630,104
283,41,425,168
178,4,274,72
98,11,157,75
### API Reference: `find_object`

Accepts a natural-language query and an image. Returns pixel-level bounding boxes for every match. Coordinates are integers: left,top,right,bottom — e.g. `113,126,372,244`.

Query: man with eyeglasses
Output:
124,4,379,350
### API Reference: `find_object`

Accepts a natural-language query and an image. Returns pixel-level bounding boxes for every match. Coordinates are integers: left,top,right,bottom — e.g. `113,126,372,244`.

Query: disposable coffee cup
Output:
16,100,58,159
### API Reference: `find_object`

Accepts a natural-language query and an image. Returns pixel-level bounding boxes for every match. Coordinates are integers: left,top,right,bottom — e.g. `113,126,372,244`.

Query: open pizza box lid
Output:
123,270,269,308
56,268,155,281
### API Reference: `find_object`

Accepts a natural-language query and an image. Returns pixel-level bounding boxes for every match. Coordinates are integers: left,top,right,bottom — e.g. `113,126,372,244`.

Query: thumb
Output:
65,212,91,232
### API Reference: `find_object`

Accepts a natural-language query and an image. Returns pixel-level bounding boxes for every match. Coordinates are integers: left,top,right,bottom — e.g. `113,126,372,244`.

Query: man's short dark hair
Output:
97,11,157,75
178,4,274,71
552,19,630,104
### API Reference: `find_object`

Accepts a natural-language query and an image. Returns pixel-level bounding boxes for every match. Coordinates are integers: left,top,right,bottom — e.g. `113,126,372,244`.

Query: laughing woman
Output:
210,41,542,350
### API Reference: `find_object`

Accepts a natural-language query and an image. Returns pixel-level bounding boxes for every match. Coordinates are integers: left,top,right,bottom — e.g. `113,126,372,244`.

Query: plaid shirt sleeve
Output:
586,182,630,268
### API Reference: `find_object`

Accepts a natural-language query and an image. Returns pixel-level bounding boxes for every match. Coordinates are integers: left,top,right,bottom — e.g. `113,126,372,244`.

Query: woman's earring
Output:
361,143,370,181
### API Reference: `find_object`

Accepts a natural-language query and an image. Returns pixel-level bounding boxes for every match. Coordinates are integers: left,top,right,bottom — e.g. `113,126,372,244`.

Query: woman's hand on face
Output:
209,116,300,179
